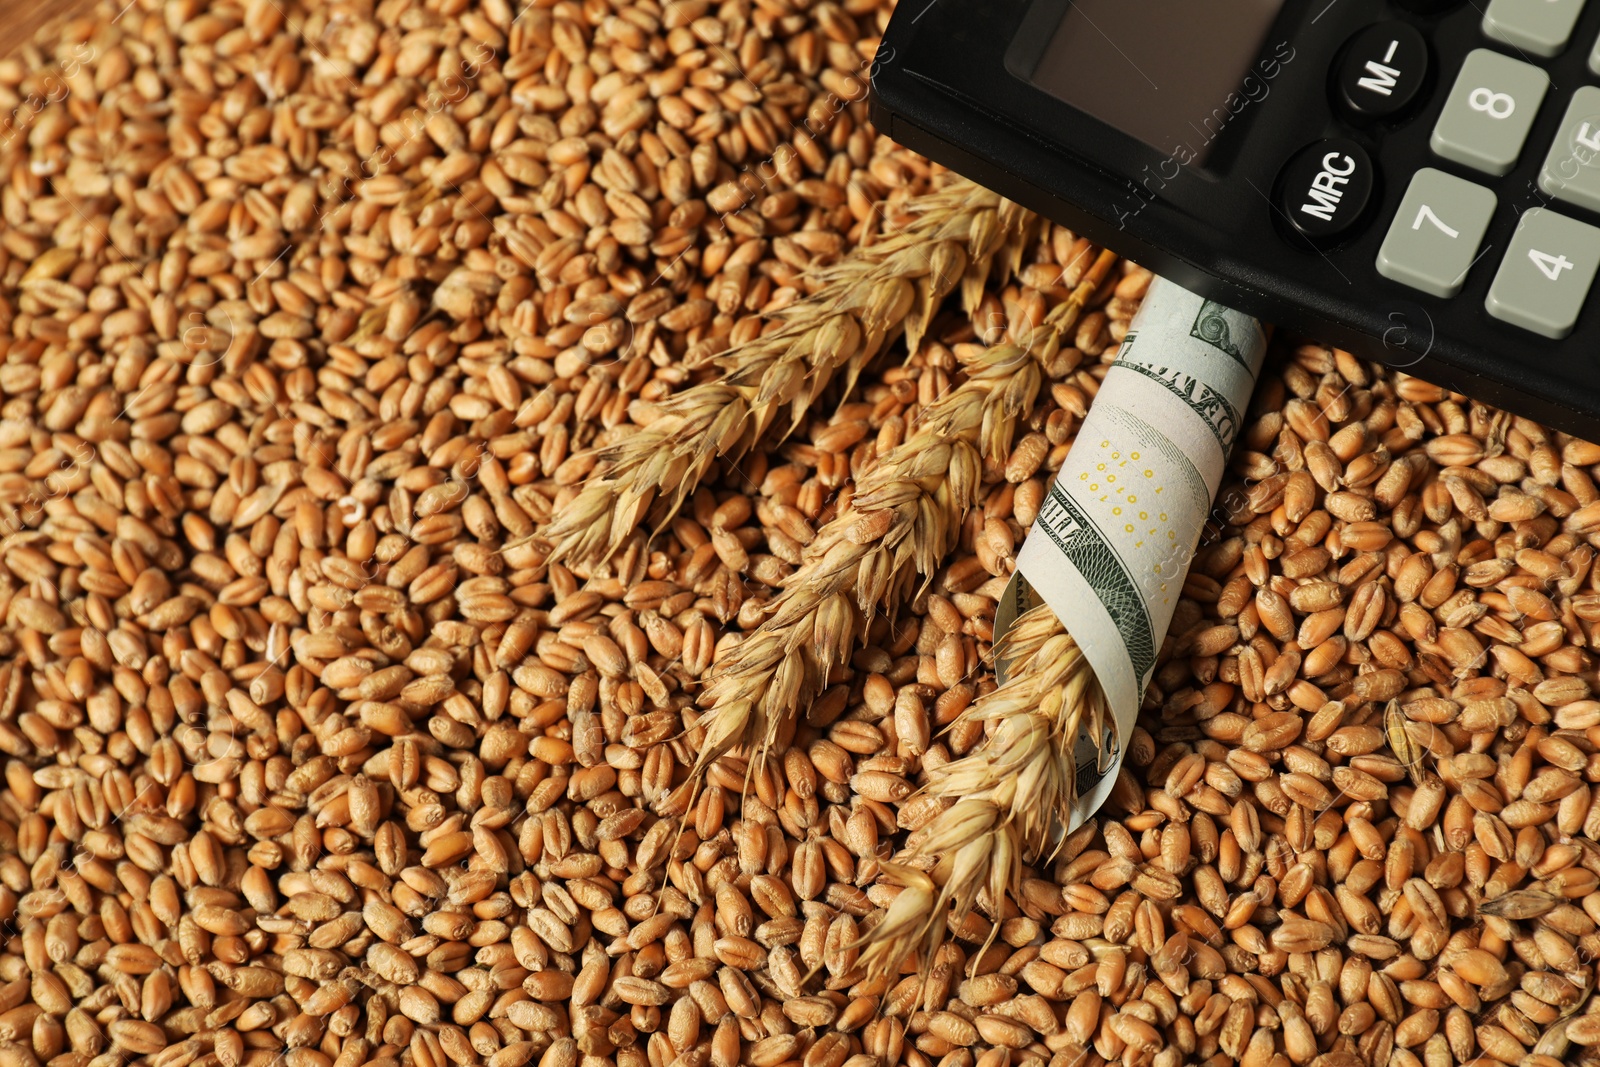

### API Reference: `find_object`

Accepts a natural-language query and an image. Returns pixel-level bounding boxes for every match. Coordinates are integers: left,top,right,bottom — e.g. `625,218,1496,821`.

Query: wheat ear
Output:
855,602,1107,983
542,179,1038,569
691,249,1119,784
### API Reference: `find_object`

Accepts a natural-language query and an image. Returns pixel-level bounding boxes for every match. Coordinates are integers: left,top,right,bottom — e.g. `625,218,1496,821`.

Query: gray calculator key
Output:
1486,208,1600,338
1376,169,1497,298
1538,86,1600,211
1483,0,1586,57
1431,49,1549,175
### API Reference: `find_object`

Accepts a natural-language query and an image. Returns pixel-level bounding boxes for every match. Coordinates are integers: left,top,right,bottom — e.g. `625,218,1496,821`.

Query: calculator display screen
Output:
1022,0,1285,165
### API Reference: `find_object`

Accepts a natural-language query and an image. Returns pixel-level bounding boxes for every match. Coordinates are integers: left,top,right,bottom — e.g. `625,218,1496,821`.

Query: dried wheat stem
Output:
542,179,1039,568
691,250,1118,781
857,602,1108,984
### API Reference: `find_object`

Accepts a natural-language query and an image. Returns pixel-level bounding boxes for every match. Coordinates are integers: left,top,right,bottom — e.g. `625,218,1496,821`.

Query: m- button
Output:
1277,139,1376,241
1336,22,1430,121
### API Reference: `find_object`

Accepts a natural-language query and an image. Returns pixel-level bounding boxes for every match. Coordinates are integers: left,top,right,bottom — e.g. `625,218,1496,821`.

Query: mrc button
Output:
1337,22,1429,120
1277,139,1375,242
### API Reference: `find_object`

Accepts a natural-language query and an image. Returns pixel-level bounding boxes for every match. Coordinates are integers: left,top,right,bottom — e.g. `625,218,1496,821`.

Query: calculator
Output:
870,0,1600,440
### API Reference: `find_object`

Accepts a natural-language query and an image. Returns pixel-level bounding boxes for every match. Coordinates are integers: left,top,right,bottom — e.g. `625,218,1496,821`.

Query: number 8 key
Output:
1432,48,1550,177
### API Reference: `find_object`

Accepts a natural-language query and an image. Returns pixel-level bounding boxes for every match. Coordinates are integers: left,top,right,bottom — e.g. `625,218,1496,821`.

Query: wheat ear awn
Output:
691,250,1120,784
855,602,1107,984
541,179,1038,569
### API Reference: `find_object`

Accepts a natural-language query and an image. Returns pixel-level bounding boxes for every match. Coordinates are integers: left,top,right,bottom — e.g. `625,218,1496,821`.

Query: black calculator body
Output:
870,0,1600,440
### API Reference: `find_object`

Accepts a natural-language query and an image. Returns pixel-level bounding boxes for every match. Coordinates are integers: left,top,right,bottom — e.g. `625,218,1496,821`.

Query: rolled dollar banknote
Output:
995,277,1267,830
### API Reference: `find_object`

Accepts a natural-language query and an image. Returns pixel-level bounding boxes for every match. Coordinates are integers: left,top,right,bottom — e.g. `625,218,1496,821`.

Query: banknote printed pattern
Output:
1005,278,1269,830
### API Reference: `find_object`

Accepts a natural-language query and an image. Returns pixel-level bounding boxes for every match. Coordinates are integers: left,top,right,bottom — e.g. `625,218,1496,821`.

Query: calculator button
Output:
1485,208,1600,338
1589,28,1600,75
1482,0,1585,57
1537,86,1600,212
1430,49,1549,175
1376,169,1497,298
1336,22,1430,121
1276,139,1375,241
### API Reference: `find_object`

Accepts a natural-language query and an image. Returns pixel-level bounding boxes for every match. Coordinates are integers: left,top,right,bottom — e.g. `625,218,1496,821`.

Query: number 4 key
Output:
1486,208,1600,339
1530,249,1574,280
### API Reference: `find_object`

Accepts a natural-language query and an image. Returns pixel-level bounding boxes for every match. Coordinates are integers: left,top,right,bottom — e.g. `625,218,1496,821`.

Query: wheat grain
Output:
692,250,1119,783
4,1,1600,1062
541,179,1040,569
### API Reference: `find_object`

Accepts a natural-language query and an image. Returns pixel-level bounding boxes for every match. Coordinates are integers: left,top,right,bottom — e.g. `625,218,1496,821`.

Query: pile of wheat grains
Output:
0,3,1594,1067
